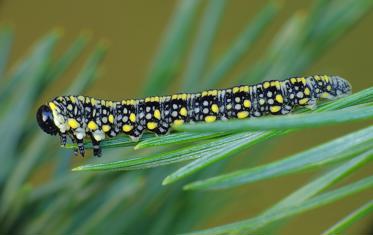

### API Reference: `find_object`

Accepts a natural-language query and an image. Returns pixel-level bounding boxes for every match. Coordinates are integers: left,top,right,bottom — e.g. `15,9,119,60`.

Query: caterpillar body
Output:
36,75,351,157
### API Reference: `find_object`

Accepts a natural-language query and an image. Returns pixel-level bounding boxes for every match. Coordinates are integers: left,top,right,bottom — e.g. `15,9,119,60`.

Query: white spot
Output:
203,100,209,106
103,109,107,115
297,92,304,98
290,94,295,99
102,117,108,123
173,104,178,109
235,97,240,102
146,113,152,119
172,111,178,117
267,91,272,97
122,116,128,122
203,108,209,114
268,99,274,104
123,108,128,114
139,112,145,118
146,106,151,112
194,108,200,113
235,104,241,110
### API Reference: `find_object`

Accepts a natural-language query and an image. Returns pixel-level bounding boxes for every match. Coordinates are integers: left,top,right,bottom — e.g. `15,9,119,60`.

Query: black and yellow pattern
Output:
36,75,352,157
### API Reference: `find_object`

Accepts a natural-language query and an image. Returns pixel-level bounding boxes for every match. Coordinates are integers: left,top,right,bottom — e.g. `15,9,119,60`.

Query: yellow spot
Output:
270,106,281,113
85,97,90,103
202,91,208,97
49,102,57,110
91,98,96,105
298,77,306,85
145,97,151,102
323,75,329,82
208,90,218,96
304,87,310,95
147,122,158,130
102,125,111,132
211,104,219,113
70,96,76,103
233,87,240,93
321,92,330,98
172,94,178,99
274,81,281,89
315,75,321,81
237,111,249,119
88,121,98,130
243,86,249,92
154,109,161,119
243,100,251,108
263,82,270,89
173,119,184,126
130,113,136,122
154,96,160,102
179,107,188,116
290,78,297,83
122,125,133,132
299,98,309,105
205,116,216,123
181,94,187,100
68,119,80,129
327,85,332,91
108,114,114,123
78,96,84,101
275,94,283,103
121,100,127,105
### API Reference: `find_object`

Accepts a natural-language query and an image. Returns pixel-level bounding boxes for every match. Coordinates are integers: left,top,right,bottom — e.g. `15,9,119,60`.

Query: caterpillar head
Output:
36,105,59,135
331,76,352,96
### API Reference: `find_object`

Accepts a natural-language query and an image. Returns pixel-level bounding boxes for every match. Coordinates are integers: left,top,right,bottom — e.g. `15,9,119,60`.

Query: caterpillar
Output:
36,75,351,157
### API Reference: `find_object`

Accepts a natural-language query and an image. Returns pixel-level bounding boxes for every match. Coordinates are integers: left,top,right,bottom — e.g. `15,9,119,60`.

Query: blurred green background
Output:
0,0,372,234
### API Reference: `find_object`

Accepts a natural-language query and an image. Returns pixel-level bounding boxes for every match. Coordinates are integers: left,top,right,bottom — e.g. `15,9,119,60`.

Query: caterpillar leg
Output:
73,136,85,157
59,132,67,146
68,133,79,156
305,98,317,110
90,133,102,157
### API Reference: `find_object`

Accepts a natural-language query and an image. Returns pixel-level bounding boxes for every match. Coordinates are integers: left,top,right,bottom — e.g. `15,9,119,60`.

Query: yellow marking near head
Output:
270,106,281,113
78,96,84,101
122,124,133,132
181,94,187,100
173,119,184,126
85,97,90,103
299,98,309,105
154,96,160,102
275,94,283,103
327,85,332,91
297,77,306,85
102,125,111,132
108,114,114,123
274,81,281,89
147,122,158,130
172,94,178,99
201,91,208,97
237,111,249,119
263,82,270,89
121,100,127,105
49,102,57,111
68,119,80,129
211,104,219,113
323,75,329,82
290,78,297,83
179,107,188,116
154,109,161,119
243,100,251,108
70,96,76,103
315,75,321,81
88,121,98,130
101,100,105,105
129,113,136,122
233,87,240,93
145,97,151,102
243,86,249,92
304,87,310,95
205,115,216,123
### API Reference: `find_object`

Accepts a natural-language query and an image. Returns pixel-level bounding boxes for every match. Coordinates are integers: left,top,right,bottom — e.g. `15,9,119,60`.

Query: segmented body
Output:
44,75,351,156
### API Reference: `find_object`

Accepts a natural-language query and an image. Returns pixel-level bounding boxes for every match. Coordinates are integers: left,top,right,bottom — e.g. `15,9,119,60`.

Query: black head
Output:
36,105,59,135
